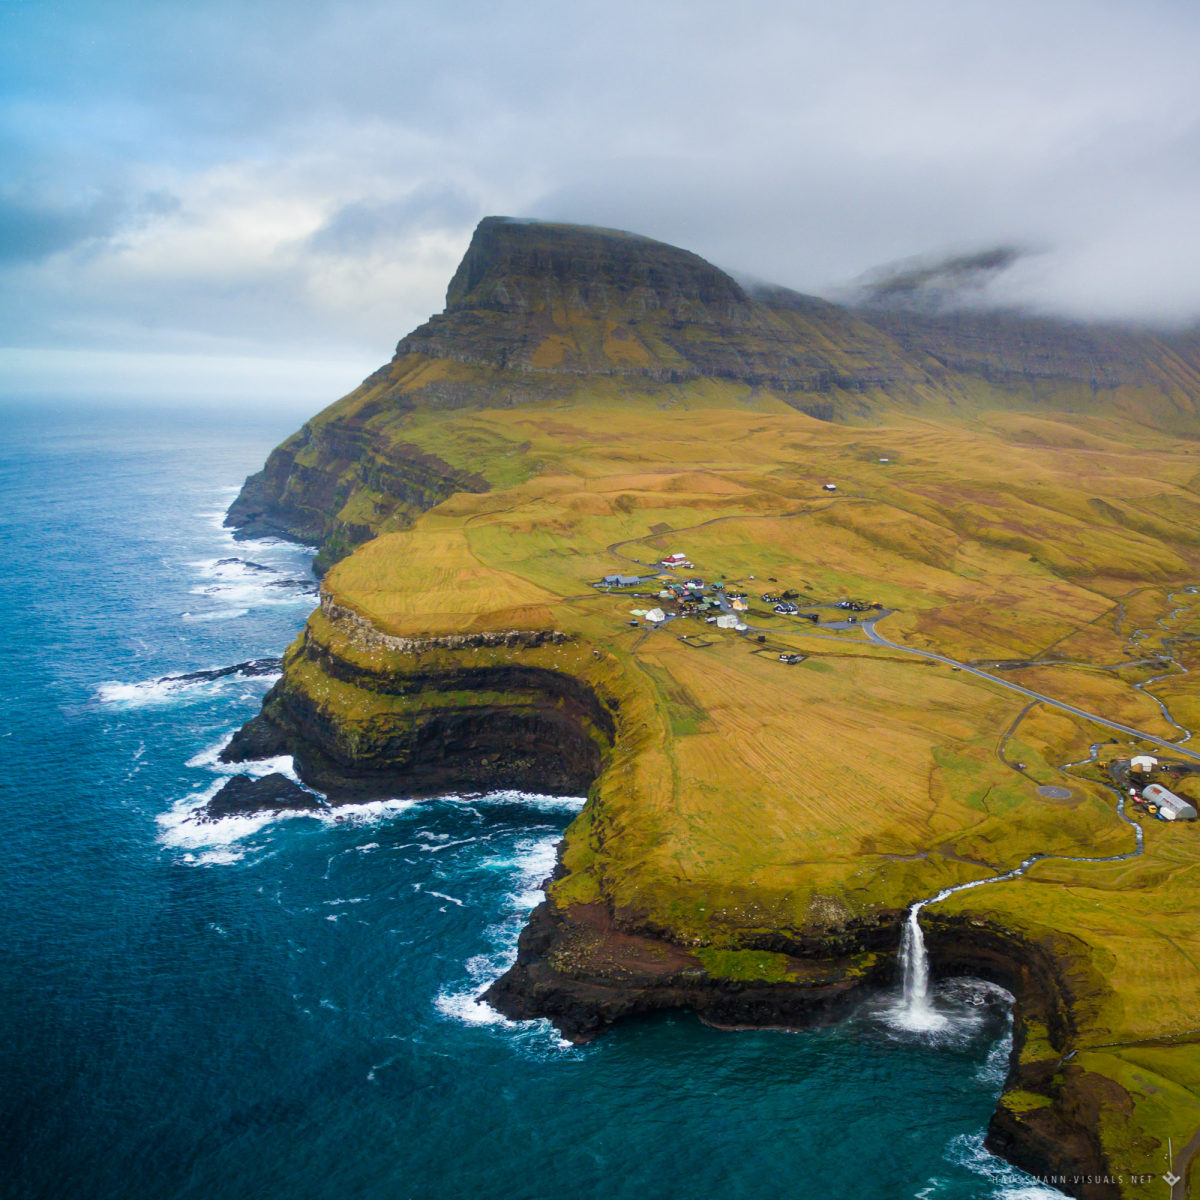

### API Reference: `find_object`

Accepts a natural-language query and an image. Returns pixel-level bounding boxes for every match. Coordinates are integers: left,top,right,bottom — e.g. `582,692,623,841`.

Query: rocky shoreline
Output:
487,892,1124,1199
209,598,1130,1199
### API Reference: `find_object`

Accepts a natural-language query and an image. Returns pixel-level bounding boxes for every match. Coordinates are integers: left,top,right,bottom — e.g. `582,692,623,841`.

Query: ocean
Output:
0,400,1062,1200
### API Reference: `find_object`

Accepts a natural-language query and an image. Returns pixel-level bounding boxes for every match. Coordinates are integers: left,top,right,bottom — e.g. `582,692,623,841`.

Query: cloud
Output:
0,189,178,264
5,0,1200,399
847,246,1031,312
307,183,481,255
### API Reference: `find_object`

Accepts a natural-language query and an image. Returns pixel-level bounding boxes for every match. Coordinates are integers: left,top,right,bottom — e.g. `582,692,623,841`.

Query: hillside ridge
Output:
227,216,1200,573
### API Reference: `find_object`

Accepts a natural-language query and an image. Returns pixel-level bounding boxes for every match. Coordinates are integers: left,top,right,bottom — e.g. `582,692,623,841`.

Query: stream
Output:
892,584,1199,1030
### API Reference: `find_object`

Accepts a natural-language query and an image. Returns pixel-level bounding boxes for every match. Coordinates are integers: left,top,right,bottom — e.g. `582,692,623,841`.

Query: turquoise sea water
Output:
0,401,1063,1200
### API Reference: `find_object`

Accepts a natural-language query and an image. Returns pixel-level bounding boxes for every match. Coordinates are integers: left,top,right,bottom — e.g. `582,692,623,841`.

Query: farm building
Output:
1143,783,1197,820
645,608,667,624
602,574,642,587
1130,755,1158,774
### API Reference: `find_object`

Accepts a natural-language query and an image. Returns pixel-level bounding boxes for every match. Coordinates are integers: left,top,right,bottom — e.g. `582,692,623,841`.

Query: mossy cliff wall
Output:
222,594,617,799
225,408,489,573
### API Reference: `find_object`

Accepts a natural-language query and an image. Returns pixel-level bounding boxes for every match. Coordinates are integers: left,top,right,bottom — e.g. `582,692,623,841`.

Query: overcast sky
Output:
5,0,1200,402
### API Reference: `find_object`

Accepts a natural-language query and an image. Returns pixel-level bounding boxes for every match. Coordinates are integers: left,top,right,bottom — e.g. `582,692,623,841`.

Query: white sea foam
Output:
311,798,419,825
977,1018,1014,1087
470,790,586,814
434,831,578,1051
185,536,319,616
158,783,430,861
181,608,250,622
157,780,295,850
185,738,295,778
162,772,556,867
97,670,279,709
98,676,221,706
191,579,315,609
186,847,248,867
98,679,188,705
945,1131,1067,1197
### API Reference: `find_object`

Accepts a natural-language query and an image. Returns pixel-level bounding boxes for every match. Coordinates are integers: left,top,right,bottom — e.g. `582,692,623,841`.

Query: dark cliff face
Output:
392,217,929,393
220,616,614,801
444,217,754,320
225,402,489,573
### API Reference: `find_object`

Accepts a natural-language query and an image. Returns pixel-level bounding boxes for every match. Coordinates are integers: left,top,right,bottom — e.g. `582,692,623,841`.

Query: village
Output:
596,546,884,665
596,550,1200,826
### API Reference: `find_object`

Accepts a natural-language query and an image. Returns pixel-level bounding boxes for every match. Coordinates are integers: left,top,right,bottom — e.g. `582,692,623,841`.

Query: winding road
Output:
859,615,1200,764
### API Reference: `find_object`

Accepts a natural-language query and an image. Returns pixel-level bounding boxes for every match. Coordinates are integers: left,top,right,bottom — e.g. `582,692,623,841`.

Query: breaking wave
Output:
96,670,279,708
434,818,582,1048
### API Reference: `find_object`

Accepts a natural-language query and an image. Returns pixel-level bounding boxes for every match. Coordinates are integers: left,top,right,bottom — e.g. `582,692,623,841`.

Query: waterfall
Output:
886,785,1148,1035
900,902,932,1013
893,896,951,1032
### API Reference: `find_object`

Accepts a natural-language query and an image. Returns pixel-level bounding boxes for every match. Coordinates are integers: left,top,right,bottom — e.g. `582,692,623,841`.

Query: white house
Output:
1143,782,1197,820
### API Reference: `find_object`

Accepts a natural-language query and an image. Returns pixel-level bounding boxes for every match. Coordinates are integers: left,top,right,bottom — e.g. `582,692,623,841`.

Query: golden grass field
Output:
309,383,1200,1193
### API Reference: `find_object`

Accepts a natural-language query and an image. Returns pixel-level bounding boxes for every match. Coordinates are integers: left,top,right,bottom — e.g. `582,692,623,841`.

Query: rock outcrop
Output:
200,772,322,820
220,595,616,801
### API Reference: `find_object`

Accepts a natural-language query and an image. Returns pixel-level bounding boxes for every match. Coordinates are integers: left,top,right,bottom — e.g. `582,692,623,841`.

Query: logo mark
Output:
1163,1171,1181,1187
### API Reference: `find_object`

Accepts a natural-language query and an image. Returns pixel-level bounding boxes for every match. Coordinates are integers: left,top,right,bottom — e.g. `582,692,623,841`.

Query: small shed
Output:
823,483,837,491
1143,783,1197,820
1130,755,1158,774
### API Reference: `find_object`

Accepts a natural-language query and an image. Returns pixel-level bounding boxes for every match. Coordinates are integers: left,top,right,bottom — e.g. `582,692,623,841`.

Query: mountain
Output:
228,218,1200,574
224,217,1200,1199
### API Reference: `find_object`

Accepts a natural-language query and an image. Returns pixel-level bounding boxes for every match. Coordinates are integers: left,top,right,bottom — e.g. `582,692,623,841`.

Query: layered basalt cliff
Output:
221,594,617,801
225,407,489,573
